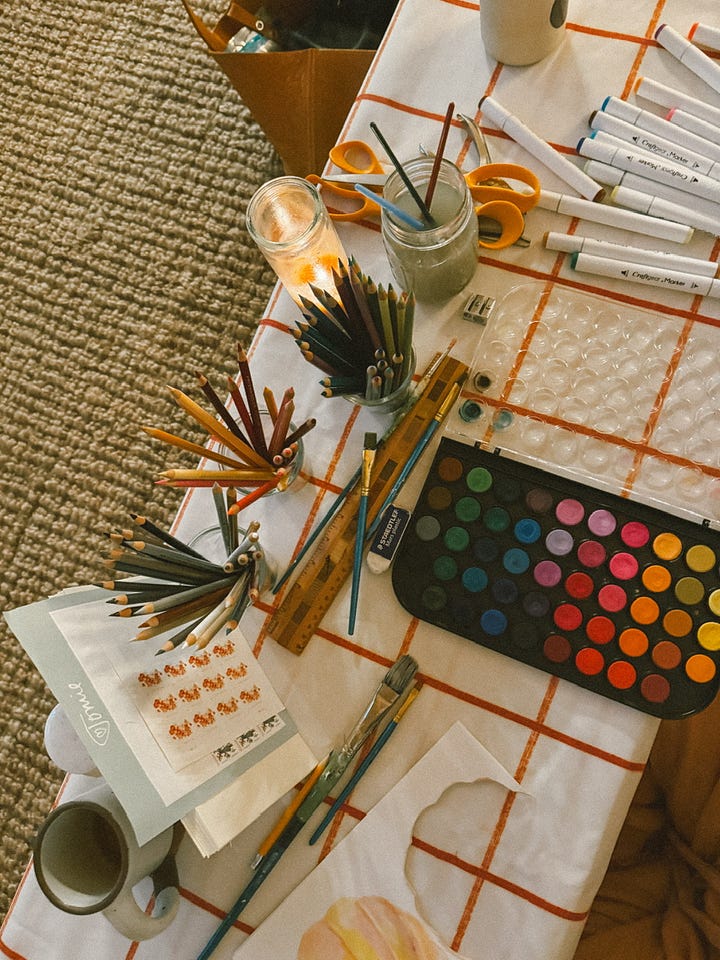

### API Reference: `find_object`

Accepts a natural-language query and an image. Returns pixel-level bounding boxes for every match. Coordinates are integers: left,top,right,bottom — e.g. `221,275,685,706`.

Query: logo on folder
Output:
67,681,110,747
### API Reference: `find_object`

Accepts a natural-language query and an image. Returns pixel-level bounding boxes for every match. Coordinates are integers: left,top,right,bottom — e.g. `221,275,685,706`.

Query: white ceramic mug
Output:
480,0,569,65
33,781,180,940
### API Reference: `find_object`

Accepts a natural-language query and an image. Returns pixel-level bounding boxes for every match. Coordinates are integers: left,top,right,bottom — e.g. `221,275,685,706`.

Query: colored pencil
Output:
143,344,315,496
98,498,268,652
292,256,415,400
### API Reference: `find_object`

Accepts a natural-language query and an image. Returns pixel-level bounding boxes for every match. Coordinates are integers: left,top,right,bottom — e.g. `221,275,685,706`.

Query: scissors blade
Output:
320,172,387,187
458,113,493,165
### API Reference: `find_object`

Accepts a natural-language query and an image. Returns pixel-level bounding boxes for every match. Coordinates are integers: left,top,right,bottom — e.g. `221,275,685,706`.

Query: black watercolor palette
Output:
391,437,720,719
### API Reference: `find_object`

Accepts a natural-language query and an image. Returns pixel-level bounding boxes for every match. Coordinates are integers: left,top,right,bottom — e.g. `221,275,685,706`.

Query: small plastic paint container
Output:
381,158,479,303
459,399,484,422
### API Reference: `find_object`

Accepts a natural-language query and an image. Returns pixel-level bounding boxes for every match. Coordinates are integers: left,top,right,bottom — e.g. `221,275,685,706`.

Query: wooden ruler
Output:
267,354,468,654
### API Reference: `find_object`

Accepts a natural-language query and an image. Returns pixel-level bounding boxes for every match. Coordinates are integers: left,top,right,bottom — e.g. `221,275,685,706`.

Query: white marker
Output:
590,110,720,178
583,158,720,229
537,189,693,242
635,77,720,129
688,22,720,53
569,250,720,297
611,184,720,238
578,132,720,205
479,95,605,201
655,23,720,95
600,96,720,162
545,231,719,277
667,108,720,149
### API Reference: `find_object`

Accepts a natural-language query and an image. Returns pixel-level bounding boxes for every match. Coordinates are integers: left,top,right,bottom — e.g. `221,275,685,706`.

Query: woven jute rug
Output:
0,0,281,920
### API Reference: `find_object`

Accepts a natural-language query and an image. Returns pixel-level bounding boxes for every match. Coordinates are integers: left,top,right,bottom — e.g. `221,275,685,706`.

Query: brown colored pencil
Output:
168,386,270,469
268,388,295,459
237,345,269,460
195,370,251,446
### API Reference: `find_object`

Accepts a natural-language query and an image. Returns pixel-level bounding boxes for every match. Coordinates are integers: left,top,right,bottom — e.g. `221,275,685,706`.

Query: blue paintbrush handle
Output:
309,717,395,845
348,495,369,634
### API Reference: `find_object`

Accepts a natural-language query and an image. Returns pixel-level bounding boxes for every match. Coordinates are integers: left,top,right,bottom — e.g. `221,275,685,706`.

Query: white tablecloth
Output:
4,0,720,957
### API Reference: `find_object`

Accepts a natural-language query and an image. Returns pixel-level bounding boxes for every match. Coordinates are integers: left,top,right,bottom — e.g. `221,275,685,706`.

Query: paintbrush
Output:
424,100,455,208
309,680,423,845
369,121,435,225
348,432,377,635
193,654,418,960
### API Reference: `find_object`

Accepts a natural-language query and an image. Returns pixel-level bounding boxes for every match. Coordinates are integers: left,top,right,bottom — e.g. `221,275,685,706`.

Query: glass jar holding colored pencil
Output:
380,156,479,302
245,176,349,306
98,509,275,656
290,256,417,413
143,344,315,509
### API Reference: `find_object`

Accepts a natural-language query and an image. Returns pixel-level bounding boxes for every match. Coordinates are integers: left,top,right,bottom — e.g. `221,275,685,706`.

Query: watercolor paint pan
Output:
391,437,720,719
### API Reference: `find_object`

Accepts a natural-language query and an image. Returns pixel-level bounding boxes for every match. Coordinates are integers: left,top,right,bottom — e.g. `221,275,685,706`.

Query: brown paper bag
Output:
182,0,375,177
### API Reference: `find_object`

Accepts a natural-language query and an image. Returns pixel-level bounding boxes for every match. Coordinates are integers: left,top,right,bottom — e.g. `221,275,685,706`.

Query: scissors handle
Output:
328,140,386,176
306,174,381,223
475,200,526,250
466,162,541,213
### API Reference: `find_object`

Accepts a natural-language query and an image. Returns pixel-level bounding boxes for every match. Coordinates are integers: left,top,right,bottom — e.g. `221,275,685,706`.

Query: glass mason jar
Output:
381,158,479,303
245,177,348,305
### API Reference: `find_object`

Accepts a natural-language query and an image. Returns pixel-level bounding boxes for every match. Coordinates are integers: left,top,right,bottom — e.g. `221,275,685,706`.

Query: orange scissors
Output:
306,140,389,222
309,139,540,247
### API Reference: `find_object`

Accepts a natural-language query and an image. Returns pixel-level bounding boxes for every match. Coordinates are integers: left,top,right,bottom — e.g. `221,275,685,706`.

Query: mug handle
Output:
102,850,180,941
